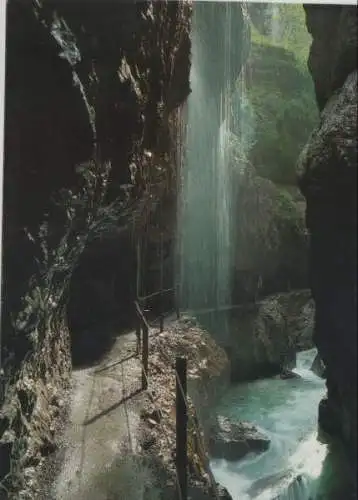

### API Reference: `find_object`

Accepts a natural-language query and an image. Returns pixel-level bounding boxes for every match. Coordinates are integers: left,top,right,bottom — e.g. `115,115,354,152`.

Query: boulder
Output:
198,290,314,382
246,469,305,499
231,169,309,303
275,368,301,380
311,353,326,378
216,483,233,500
209,415,270,461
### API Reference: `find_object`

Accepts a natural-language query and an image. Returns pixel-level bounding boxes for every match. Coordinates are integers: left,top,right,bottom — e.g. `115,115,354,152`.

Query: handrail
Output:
138,286,175,302
133,299,218,500
134,300,151,331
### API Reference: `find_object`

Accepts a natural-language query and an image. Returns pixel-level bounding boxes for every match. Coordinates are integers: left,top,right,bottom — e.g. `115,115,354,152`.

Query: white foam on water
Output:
210,349,328,499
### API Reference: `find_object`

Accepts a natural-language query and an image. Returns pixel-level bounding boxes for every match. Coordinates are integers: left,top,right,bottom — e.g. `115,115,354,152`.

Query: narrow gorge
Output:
0,2,356,500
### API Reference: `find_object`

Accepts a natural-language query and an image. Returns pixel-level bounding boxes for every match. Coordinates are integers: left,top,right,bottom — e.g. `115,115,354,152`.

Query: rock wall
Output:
3,0,191,348
1,1,191,495
231,161,309,303
298,5,357,459
197,290,314,382
226,6,315,303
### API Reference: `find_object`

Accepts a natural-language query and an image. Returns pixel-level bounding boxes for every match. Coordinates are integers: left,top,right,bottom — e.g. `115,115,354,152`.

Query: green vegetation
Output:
250,4,313,68
235,4,319,186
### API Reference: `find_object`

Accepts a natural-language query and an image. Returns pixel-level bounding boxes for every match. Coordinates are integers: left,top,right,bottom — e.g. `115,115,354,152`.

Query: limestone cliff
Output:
3,0,191,348
1,1,191,495
298,5,357,459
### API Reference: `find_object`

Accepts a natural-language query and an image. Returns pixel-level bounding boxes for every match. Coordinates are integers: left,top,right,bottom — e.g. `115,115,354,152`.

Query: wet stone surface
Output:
209,415,270,462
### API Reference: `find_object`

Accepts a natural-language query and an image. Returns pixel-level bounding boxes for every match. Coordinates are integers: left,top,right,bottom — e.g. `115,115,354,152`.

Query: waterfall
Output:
178,1,241,313
270,4,281,44
231,64,254,156
254,473,312,500
293,348,320,382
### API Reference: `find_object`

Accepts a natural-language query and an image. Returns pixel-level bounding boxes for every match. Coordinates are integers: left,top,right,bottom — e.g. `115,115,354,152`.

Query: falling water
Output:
178,2,246,312
270,4,281,44
230,62,256,167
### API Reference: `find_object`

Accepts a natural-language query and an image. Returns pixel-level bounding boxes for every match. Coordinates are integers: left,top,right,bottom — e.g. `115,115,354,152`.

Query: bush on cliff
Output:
232,5,318,186
229,139,308,301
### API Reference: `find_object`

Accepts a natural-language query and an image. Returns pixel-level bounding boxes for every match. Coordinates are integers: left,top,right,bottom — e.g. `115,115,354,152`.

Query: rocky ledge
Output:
199,289,314,382
209,415,270,462
137,317,233,499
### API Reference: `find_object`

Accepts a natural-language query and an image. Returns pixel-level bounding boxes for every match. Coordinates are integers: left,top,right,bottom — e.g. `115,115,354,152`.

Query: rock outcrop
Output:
246,469,307,499
231,160,309,302
1,1,191,496
198,290,314,382
298,5,357,459
228,4,316,303
311,352,326,379
137,317,232,500
209,415,270,461
4,0,191,353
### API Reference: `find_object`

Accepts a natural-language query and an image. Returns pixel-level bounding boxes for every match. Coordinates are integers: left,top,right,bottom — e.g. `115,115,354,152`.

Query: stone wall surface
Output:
298,5,357,460
1,1,191,496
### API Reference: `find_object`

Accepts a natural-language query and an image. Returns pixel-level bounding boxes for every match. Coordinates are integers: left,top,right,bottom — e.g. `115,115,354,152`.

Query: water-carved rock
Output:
311,353,326,379
275,368,301,380
247,469,306,499
199,289,314,382
298,5,357,458
209,415,270,461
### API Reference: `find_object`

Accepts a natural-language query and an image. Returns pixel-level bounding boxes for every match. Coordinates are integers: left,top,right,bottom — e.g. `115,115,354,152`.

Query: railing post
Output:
175,283,180,320
136,237,141,301
159,232,164,332
135,313,141,355
176,357,187,500
142,322,149,390
0,371,5,406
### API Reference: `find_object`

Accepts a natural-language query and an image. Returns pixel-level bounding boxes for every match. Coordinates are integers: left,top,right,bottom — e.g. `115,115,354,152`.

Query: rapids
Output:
210,349,354,499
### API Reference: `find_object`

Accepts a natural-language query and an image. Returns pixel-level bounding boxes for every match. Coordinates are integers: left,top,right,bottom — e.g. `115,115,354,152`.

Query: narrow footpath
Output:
39,330,148,500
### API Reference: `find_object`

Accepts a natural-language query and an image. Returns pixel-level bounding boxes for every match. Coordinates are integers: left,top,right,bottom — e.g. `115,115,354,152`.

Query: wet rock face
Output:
5,0,191,228
311,352,326,379
299,6,357,458
3,1,191,346
231,170,309,304
3,0,191,339
199,290,314,382
304,6,357,111
2,1,191,495
247,469,306,500
209,415,270,461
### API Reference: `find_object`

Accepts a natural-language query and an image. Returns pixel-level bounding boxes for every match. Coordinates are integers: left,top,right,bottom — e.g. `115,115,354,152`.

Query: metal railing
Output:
137,284,180,332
